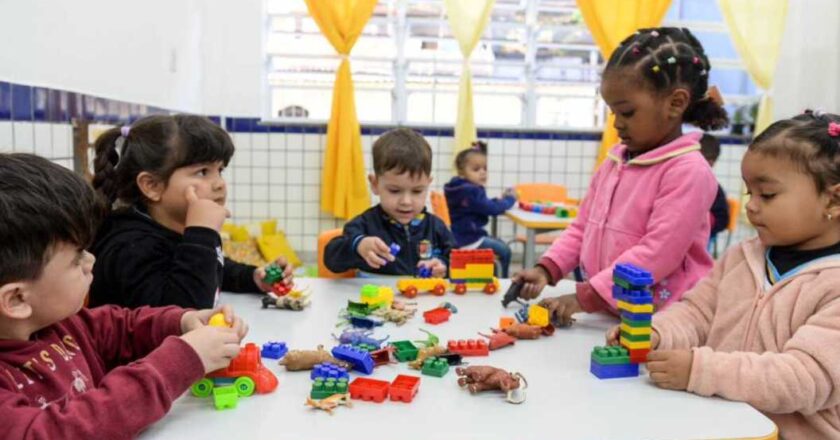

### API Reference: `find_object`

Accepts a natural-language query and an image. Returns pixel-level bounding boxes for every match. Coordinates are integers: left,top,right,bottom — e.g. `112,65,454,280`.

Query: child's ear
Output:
0,282,33,320
667,88,691,120
368,173,380,196
825,183,840,219
136,172,164,202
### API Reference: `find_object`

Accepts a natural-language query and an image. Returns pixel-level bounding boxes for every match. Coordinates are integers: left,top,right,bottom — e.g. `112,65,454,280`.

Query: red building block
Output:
389,375,420,403
446,339,489,356
629,348,650,364
370,346,394,366
348,377,390,403
423,307,452,325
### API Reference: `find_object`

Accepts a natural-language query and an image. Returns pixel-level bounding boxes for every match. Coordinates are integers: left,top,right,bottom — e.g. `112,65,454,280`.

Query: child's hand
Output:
253,257,295,292
538,294,582,327
647,349,693,390
418,258,447,278
512,266,550,299
357,237,396,269
503,187,516,199
185,186,230,231
181,304,249,341
180,326,243,373
606,326,660,348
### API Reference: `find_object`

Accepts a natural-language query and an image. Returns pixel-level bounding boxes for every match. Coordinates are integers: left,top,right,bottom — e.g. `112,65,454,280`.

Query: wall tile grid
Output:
0,80,754,265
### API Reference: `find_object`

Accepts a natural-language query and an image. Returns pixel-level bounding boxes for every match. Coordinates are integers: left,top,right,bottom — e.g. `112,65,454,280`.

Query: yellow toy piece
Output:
620,322,652,336
396,278,450,298
499,317,515,329
208,313,230,328
360,285,394,308
619,336,651,350
527,304,550,327
616,300,654,314
257,232,302,267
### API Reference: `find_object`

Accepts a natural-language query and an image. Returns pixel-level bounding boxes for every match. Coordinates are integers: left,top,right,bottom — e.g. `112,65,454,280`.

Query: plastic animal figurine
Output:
413,329,440,348
261,292,311,311
456,366,528,404
305,393,352,415
391,300,417,311
278,345,352,371
371,306,416,326
497,323,542,340
408,345,447,370
478,330,516,350
332,329,389,347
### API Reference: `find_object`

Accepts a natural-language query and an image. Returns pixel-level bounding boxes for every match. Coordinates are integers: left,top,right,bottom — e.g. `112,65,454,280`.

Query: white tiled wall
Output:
0,121,75,169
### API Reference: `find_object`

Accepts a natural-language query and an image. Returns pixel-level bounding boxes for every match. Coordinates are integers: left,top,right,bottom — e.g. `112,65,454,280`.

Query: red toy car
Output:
191,342,278,398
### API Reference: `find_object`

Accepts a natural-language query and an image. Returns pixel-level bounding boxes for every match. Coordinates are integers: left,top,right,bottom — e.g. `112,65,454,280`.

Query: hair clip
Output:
704,85,724,106
700,69,707,76
692,56,700,64
666,56,676,64
651,30,660,37
120,126,131,137
632,46,640,55
651,65,661,73
828,122,840,137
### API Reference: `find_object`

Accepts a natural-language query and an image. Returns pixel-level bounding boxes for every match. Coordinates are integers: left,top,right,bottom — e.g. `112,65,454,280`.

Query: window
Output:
265,0,758,131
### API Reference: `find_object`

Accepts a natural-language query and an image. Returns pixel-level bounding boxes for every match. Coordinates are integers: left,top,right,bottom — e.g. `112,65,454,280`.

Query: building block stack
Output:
448,249,499,294
590,263,654,379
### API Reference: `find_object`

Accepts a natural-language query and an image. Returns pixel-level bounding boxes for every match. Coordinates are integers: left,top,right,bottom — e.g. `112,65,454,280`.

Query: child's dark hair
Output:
605,27,728,130
750,111,840,193
0,154,101,284
372,128,432,177
92,114,234,210
699,133,721,164
454,140,488,173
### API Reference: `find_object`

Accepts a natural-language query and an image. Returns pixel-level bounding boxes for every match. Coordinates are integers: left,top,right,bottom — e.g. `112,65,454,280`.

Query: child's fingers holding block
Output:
605,325,620,345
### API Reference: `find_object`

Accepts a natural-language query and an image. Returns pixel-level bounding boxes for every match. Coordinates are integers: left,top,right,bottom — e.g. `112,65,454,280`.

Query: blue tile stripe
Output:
0,80,749,146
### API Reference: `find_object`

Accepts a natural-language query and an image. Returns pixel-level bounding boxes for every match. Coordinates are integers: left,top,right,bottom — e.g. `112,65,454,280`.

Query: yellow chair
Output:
317,229,355,279
511,183,572,246
430,191,451,226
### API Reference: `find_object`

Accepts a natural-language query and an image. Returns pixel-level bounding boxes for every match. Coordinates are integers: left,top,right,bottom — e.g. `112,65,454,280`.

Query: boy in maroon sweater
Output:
0,153,248,439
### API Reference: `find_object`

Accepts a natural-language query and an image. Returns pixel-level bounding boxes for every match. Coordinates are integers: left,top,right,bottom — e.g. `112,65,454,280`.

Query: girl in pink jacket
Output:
515,28,725,325
608,112,840,440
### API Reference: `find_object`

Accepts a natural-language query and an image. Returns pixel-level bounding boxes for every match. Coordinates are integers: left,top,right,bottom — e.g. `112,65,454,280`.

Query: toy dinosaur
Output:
408,345,447,370
261,292,311,311
278,345,352,371
332,329,389,347
391,300,417,311
371,306,416,326
413,329,440,347
478,330,517,350
456,365,528,404
496,323,543,339
305,393,352,415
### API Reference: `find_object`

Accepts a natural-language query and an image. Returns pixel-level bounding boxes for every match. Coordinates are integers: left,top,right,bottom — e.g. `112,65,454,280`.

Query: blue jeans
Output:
477,237,512,278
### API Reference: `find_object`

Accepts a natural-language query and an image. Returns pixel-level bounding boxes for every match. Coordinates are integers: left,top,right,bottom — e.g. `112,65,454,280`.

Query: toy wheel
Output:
432,284,446,296
454,283,467,294
483,283,498,294
403,286,418,299
190,378,213,398
234,377,256,396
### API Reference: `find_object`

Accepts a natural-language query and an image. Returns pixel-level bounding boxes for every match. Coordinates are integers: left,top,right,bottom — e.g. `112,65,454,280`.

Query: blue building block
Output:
260,341,288,359
514,306,529,323
389,243,401,256
349,316,384,329
417,266,432,278
310,362,350,380
332,344,375,375
612,285,653,304
614,263,653,288
590,359,640,379
619,310,653,322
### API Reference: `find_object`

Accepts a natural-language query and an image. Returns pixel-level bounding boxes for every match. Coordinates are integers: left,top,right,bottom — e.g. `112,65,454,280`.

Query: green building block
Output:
263,263,284,284
360,284,379,298
310,377,349,399
390,340,418,362
212,385,239,410
421,357,449,377
590,346,631,365
621,317,652,327
619,331,651,343
347,300,374,316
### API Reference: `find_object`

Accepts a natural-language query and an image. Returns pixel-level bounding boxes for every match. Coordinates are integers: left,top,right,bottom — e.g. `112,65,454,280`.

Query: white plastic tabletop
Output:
140,278,777,440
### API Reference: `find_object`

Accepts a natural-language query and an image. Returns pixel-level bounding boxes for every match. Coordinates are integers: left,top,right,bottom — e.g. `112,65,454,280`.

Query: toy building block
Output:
613,263,654,288
261,341,288,359
619,310,653,322
514,306,529,323
360,284,394,308
332,345,375,374
390,340,419,362
527,304,550,327
348,377,390,403
499,317,515,329
616,300,654,314
370,346,394,366
438,353,464,365
611,285,653,304
389,242,401,256
417,266,432,278
619,337,651,350
421,357,449,377
628,349,650,364
591,346,631,365
310,363,349,380
263,263,285,284
590,346,639,379
346,300,376,316
389,375,420,403
621,316,652,327
271,282,292,296
619,322,652,336
311,377,350,399
349,316,384,329
212,385,239,410
447,339,489,357
208,312,229,328
423,307,451,325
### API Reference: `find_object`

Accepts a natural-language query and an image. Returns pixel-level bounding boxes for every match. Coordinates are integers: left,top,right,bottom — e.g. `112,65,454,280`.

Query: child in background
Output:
0,153,248,438
699,133,731,239
89,114,293,309
515,27,727,326
444,141,516,277
325,128,454,277
608,112,840,440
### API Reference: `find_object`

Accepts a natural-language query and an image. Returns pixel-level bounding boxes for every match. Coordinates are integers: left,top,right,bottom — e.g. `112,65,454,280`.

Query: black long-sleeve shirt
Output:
88,207,260,309
325,205,454,276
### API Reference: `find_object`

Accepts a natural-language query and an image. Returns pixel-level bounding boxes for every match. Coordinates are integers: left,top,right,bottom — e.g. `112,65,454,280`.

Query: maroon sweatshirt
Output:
0,305,204,439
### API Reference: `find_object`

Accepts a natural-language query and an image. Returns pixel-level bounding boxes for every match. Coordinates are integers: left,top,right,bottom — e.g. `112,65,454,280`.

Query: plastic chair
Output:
317,229,355,279
724,197,740,248
430,191,451,226
510,183,571,250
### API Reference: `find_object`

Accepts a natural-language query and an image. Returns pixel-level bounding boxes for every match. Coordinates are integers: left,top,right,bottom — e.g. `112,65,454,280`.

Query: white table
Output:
141,278,777,440
505,208,575,268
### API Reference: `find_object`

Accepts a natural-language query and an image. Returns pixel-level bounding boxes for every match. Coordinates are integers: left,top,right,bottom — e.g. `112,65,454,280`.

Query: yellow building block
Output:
620,323,652,336
527,304,550,327
620,336,651,350
451,264,494,280
616,300,653,314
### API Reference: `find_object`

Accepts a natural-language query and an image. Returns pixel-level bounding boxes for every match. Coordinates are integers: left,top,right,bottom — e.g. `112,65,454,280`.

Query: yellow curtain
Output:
576,0,672,167
444,0,496,154
305,0,377,219
718,0,787,135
